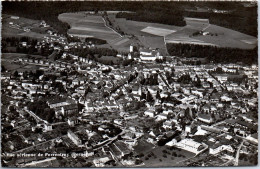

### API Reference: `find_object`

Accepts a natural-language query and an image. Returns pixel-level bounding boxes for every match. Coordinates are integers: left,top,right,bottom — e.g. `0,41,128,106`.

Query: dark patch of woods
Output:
167,43,257,65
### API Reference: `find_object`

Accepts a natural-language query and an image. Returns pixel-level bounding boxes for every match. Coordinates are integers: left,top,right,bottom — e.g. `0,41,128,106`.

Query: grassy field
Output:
141,26,176,36
2,61,22,71
2,14,51,39
2,53,45,73
58,12,120,41
140,145,195,167
165,17,257,49
108,14,174,54
2,53,44,60
108,14,181,37
194,24,257,49
134,139,155,154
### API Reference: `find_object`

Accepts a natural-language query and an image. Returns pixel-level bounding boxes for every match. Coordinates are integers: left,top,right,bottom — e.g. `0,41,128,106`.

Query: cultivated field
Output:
108,14,181,37
58,12,120,41
108,14,179,54
141,26,176,36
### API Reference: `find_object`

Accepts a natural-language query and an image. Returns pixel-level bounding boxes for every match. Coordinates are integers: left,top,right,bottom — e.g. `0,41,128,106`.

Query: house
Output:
202,104,211,113
93,157,111,167
132,85,141,95
43,123,52,132
246,133,258,144
67,117,79,126
84,100,94,112
209,144,234,155
221,95,232,102
156,113,168,121
162,120,173,130
197,113,214,124
61,104,78,116
210,93,220,102
113,141,131,158
174,138,205,154
144,110,155,117
68,130,82,146
214,74,228,83
139,48,163,61
47,98,69,108
185,121,198,134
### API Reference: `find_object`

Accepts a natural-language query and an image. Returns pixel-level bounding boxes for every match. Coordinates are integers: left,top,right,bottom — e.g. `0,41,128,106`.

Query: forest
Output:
184,10,257,37
166,43,258,65
116,10,186,26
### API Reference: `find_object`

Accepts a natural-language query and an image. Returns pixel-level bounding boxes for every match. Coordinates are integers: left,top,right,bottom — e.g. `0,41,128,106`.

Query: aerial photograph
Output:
1,1,258,167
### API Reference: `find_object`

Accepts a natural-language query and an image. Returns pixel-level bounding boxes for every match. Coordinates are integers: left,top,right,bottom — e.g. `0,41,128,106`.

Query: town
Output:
1,1,258,168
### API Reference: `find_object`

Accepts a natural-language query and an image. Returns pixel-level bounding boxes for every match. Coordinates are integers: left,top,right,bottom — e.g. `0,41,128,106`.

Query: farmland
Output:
57,11,257,55
2,14,52,39
165,17,257,49
108,14,177,54
141,26,176,36
58,12,120,41
57,12,136,53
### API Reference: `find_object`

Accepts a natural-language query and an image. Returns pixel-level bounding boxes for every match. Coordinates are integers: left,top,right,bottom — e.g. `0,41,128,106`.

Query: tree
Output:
1,66,6,72
13,71,19,77
146,91,154,102
156,90,161,100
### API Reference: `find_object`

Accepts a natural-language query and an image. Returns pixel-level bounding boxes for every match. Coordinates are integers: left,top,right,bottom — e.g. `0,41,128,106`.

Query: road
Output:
234,140,244,166
24,107,48,124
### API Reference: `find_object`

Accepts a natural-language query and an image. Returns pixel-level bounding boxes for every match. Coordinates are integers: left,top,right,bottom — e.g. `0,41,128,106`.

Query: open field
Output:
140,145,195,167
194,24,257,49
108,14,181,37
108,14,177,54
2,14,51,39
2,53,44,60
141,26,176,36
165,17,257,49
2,53,45,73
134,139,155,154
58,12,120,41
107,14,257,50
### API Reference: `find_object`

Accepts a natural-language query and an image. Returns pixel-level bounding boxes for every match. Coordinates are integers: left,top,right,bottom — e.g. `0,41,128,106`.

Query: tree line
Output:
2,37,53,56
184,9,257,37
166,43,257,65
116,10,186,26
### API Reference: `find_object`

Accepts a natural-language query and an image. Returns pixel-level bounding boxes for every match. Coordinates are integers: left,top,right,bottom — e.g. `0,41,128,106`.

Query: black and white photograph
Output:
1,0,258,167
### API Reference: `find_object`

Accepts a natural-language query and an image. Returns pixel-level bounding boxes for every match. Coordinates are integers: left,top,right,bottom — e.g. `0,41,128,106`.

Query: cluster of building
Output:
1,29,258,167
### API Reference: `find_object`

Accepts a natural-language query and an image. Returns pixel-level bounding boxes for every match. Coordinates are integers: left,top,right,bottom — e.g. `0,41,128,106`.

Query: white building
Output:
144,110,154,117
174,138,205,154
67,130,82,146
139,48,163,61
209,144,234,155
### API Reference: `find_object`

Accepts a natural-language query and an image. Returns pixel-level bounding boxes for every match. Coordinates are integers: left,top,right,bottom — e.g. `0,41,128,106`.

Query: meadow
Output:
58,12,120,42
2,14,51,39
165,17,257,49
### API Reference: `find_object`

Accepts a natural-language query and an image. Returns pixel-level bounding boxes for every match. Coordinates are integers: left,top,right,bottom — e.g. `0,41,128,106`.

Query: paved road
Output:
234,140,244,166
